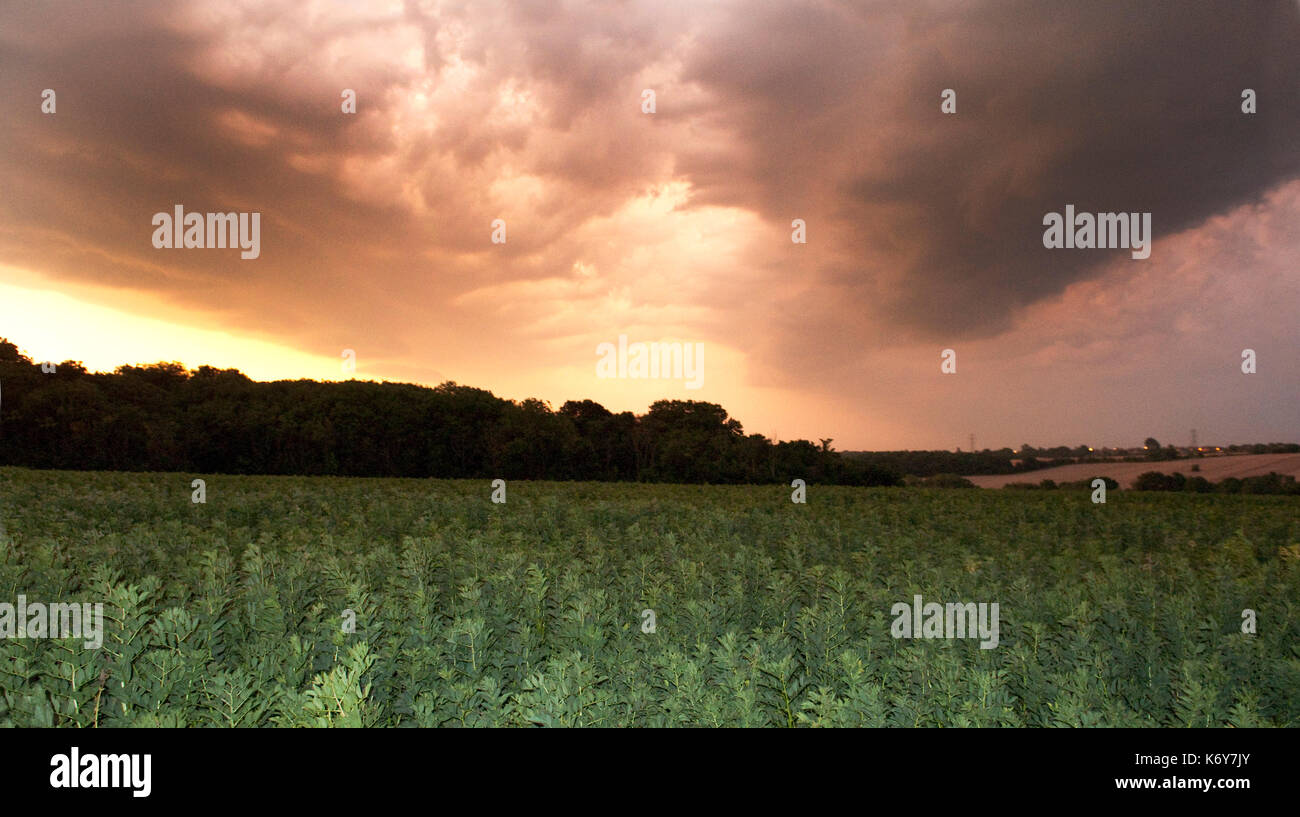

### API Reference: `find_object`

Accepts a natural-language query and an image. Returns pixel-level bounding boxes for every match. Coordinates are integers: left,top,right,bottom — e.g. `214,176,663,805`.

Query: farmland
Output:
967,453,1300,489
1,466,1297,727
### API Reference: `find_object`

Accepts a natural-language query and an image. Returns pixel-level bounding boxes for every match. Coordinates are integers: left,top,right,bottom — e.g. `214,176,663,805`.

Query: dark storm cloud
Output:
680,0,1300,339
1,0,1297,375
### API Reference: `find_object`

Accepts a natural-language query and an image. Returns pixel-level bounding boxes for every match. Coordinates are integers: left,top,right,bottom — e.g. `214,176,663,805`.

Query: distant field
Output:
1,467,1297,727
968,453,1300,489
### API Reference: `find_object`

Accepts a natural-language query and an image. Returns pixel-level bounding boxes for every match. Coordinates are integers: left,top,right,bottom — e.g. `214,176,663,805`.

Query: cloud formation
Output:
1,0,1296,446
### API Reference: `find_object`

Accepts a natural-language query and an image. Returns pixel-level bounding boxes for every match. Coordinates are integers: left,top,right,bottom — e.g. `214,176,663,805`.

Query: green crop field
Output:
0,466,1297,727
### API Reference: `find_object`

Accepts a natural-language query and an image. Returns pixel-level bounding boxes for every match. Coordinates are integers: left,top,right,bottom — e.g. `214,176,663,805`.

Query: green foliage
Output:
0,467,1296,726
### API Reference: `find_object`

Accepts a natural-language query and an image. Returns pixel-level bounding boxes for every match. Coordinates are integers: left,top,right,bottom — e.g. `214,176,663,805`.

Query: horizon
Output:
3,333,1293,455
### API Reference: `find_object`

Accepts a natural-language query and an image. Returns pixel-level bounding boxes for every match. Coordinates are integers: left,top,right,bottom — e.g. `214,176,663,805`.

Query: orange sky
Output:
1,1,1297,449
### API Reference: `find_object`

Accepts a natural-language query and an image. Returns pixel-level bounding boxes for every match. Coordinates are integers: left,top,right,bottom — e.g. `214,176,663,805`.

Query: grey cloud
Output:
2,0,1298,390
680,0,1300,339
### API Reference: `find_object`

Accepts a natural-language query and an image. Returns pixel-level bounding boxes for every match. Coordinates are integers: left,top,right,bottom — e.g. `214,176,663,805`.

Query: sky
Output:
1,0,1297,450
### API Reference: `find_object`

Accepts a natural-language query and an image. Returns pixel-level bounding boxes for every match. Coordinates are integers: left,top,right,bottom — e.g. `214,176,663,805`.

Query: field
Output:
1,466,1297,727
968,453,1300,489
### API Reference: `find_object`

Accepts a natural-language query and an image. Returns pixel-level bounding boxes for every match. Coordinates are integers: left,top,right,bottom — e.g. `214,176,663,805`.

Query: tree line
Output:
2,339,919,484
14,340,1281,487
1130,470,1299,495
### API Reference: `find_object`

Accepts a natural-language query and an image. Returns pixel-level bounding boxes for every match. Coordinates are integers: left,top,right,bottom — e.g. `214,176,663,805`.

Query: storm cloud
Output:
1,0,1296,447
678,0,1300,339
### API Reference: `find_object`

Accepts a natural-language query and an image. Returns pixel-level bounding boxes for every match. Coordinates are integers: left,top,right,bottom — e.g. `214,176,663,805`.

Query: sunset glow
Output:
1,0,1296,449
